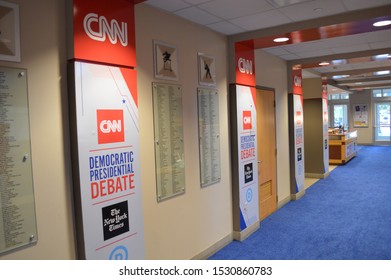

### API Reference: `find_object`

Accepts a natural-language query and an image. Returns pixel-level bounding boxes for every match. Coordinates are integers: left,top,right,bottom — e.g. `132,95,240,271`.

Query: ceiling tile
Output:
282,40,329,53
370,40,391,49
183,0,212,4
279,0,348,21
331,44,371,54
280,53,302,60
342,0,391,11
267,0,313,8
230,9,292,30
144,0,190,12
198,0,274,19
206,21,246,35
295,48,335,58
263,46,293,56
174,7,221,25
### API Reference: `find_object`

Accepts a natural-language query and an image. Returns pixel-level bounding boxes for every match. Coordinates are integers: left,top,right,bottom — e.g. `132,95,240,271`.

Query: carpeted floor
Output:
209,145,391,260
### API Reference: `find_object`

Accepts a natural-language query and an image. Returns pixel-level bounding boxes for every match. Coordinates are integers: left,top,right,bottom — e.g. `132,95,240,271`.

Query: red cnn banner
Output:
292,68,303,95
72,0,136,68
235,42,255,87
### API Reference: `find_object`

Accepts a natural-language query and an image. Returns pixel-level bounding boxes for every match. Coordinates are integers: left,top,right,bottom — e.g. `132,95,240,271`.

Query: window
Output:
328,93,350,100
372,88,391,98
332,104,349,128
328,94,349,129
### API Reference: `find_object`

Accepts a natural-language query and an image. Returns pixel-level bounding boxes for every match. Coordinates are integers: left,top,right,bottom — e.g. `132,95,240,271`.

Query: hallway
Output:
209,146,391,260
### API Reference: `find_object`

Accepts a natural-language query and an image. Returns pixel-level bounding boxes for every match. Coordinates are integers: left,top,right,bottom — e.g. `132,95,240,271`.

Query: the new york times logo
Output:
244,163,253,184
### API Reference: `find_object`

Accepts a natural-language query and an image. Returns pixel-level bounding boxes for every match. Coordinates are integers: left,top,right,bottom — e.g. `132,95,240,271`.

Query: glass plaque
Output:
197,88,221,187
152,83,185,201
0,66,37,254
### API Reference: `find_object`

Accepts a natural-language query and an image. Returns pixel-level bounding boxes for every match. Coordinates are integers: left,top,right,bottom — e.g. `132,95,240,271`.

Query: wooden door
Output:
256,88,277,220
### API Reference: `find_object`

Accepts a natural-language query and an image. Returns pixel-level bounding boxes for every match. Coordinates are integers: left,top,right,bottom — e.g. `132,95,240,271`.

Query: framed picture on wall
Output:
353,104,369,127
0,1,21,62
153,40,179,81
198,52,216,86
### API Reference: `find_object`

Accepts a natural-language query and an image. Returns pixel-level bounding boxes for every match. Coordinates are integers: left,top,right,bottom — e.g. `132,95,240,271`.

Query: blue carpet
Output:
209,145,391,260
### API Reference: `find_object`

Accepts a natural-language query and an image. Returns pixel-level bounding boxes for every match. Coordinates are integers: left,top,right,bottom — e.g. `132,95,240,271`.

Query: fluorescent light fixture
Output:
373,20,391,27
374,54,390,60
331,59,346,65
273,37,289,43
319,61,330,66
374,70,390,75
332,75,350,79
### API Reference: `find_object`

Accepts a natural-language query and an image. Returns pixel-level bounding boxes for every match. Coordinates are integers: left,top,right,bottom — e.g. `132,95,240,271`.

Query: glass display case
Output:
328,130,358,164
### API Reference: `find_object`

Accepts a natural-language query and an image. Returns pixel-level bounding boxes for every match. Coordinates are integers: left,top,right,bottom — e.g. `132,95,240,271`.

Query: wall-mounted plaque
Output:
197,88,221,187
0,66,37,255
0,1,21,62
152,82,185,201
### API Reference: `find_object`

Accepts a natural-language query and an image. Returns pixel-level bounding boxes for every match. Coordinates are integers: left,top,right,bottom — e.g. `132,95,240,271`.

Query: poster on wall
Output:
0,67,37,254
197,87,221,187
293,94,305,193
70,61,145,260
152,82,185,201
235,85,259,231
353,104,369,127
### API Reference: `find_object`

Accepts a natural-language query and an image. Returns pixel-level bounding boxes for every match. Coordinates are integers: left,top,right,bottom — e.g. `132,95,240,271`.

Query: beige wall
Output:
303,78,322,99
254,50,291,206
135,4,232,259
0,0,75,260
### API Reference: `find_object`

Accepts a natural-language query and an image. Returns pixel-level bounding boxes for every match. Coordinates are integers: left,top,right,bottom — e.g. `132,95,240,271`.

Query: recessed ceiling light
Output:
331,59,346,65
373,20,391,27
313,8,322,12
319,61,330,66
273,37,289,43
332,75,350,79
374,54,390,60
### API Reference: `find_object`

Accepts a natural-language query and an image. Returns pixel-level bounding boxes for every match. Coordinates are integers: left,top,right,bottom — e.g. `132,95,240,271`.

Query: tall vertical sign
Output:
68,0,144,259
230,43,259,239
289,68,305,197
322,77,329,173
230,85,259,237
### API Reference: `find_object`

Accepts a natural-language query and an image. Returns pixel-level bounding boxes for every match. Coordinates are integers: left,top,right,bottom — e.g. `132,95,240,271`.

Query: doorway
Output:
256,88,277,220
374,102,391,144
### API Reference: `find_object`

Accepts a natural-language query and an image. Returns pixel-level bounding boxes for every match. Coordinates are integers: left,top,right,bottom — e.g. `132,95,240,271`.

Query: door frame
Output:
373,101,391,145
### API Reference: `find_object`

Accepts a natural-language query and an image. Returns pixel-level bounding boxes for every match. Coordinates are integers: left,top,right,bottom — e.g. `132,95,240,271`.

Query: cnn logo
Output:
83,13,128,46
243,111,252,130
97,110,124,144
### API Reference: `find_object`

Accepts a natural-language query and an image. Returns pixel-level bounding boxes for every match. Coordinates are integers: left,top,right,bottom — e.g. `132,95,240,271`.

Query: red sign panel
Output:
96,109,125,144
292,68,303,95
235,43,255,87
73,0,136,67
243,110,252,130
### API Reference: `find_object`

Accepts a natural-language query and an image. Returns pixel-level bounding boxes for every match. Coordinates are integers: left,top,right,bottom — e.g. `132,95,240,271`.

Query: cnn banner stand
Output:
288,68,305,200
229,42,259,241
67,0,145,259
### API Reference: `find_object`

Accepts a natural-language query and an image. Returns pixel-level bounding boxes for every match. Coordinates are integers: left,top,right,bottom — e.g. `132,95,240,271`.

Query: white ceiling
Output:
143,0,391,92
